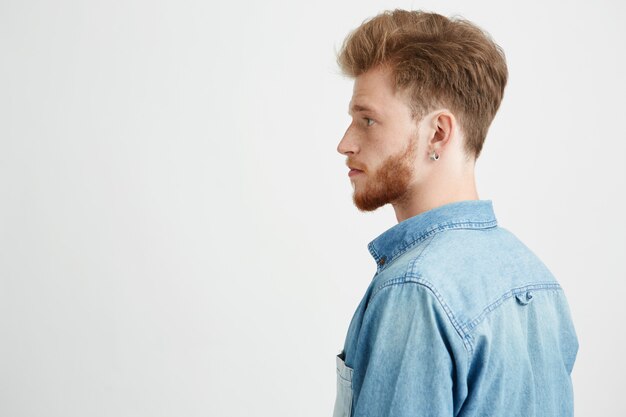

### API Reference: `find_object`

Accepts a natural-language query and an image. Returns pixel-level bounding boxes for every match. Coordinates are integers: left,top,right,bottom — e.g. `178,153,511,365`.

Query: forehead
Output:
348,66,405,115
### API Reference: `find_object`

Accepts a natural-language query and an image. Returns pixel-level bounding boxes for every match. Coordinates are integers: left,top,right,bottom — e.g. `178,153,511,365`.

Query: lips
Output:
348,169,363,177
347,160,365,176
348,164,365,172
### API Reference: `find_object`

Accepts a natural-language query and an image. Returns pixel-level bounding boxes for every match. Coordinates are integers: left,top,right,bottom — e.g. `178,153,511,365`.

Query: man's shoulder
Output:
374,224,557,282
416,224,555,275
371,225,562,332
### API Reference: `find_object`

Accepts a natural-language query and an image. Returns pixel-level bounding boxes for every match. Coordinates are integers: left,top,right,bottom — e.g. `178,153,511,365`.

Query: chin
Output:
353,192,388,212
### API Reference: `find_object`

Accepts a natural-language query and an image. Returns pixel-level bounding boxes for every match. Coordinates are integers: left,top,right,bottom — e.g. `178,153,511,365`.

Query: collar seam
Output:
375,218,498,273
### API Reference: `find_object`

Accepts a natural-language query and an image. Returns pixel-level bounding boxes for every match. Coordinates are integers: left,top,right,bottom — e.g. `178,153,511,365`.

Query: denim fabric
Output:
333,199,578,417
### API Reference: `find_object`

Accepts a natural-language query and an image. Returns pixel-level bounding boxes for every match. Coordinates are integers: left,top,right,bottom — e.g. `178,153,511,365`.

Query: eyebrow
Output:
348,103,379,115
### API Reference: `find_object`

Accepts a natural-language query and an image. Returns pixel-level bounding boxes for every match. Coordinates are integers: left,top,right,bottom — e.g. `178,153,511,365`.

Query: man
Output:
333,9,578,417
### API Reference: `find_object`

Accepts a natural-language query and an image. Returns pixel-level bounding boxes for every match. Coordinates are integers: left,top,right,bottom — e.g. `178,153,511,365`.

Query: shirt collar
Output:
367,199,498,273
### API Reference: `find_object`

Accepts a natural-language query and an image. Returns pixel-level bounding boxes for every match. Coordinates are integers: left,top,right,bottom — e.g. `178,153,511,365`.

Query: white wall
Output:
1,0,624,416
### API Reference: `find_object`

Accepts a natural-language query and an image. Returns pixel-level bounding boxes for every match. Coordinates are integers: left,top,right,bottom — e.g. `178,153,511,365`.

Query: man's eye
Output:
364,118,375,127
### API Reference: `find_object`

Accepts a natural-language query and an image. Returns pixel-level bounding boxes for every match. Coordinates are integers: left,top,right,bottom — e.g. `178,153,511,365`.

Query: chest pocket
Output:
333,350,354,417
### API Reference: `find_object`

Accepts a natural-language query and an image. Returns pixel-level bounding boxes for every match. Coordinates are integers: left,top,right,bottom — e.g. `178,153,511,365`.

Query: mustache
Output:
346,161,366,171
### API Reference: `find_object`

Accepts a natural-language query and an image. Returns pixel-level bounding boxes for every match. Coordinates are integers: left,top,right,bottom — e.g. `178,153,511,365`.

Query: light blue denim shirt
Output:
333,199,578,417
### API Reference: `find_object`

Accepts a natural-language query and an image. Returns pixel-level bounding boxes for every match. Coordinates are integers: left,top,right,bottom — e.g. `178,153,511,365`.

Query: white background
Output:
1,0,624,416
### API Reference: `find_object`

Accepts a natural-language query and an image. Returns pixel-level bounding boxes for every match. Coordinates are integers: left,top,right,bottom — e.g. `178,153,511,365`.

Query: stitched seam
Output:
371,277,473,357
377,220,497,273
367,242,380,265
393,220,497,261
461,282,563,333
406,230,442,275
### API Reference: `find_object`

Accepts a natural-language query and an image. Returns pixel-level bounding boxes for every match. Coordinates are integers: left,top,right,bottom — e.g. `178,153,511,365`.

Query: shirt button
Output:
378,256,386,266
515,291,534,305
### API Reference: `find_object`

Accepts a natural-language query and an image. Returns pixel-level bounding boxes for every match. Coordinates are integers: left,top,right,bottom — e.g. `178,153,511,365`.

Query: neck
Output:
392,163,479,223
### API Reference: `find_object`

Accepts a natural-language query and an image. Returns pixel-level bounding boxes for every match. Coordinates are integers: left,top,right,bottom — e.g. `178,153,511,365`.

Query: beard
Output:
351,136,419,212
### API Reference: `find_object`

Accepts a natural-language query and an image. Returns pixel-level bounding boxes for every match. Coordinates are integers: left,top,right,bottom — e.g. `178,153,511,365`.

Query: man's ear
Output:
428,110,455,150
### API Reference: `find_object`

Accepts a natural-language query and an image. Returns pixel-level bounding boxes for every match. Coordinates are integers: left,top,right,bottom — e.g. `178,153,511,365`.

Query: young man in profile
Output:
333,9,578,417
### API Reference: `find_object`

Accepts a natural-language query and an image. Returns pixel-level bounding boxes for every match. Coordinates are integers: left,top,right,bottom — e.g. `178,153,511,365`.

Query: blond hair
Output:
336,9,508,160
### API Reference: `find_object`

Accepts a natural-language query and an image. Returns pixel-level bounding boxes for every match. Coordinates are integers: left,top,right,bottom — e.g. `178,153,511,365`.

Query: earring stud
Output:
430,150,439,161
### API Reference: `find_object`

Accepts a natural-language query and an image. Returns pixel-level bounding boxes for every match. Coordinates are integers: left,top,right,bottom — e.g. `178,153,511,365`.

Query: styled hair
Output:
336,9,508,160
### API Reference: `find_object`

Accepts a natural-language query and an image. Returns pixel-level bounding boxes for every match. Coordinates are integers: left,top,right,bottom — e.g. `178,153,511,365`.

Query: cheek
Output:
363,128,407,168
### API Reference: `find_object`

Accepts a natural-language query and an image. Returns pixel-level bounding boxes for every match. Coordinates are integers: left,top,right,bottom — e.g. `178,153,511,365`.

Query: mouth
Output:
348,169,364,177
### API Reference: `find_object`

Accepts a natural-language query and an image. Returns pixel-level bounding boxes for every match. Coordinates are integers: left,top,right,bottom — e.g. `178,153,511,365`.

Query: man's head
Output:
336,10,508,214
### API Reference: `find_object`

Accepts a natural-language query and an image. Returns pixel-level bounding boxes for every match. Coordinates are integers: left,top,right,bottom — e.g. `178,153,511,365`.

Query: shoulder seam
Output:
370,277,474,358
406,230,441,275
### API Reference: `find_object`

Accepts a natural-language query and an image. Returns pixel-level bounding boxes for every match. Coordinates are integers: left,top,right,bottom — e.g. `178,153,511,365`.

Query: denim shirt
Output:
333,199,578,417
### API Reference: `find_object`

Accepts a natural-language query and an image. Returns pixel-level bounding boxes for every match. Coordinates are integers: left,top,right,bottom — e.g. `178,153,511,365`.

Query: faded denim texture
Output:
333,199,578,417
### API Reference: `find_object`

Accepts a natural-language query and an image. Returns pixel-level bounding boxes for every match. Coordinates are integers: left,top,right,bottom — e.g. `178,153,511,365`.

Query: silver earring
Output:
430,150,439,161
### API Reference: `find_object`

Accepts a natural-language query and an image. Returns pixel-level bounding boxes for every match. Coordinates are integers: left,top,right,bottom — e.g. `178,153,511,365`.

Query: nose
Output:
337,125,357,156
